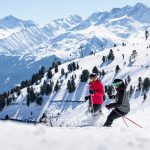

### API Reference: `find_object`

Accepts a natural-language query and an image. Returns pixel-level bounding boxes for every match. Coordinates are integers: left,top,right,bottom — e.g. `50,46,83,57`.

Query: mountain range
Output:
0,3,150,93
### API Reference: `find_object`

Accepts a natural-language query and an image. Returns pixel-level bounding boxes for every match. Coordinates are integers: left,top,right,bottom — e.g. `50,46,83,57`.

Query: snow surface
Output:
0,119,150,150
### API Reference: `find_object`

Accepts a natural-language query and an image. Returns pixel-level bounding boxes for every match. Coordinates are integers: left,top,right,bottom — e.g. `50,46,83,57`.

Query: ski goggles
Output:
112,81,122,87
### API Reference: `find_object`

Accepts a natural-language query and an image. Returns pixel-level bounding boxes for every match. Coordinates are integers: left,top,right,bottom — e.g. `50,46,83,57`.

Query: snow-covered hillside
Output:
0,3,150,93
0,31,150,128
0,120,150,150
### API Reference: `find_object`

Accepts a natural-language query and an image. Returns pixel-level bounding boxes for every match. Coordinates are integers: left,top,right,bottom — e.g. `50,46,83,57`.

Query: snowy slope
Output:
1,32,150,128
0,120,150,150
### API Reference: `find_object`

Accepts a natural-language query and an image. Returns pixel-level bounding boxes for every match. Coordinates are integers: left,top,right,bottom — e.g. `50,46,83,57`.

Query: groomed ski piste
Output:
1,32,150,149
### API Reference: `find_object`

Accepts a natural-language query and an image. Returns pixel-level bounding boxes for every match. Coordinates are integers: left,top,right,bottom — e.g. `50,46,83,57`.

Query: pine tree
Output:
65,73,68,79
40,85,45,95
71,76,76,92
54,64,58,73
102,56,106,63
57,61,61,66
108,49,115,61
115,65,120,74
6,98,12,106
76,63,79,69
114,44,117,47
137,77,143,91
129,85,134,97
27,94,30,107
67,77,76,93
67,80,71,92
142,78,150,92
101,69,106,76
143,93,147,102
26,87,37,105
39,66,46,77
0,95,6,111
68,63,72,72
54,81,60,92
45,83,53,95
47,69,53,79
21,80,30,89
72,62,76,71
17,90,21,96
122,42,126,46
145,30,149,40
80,70,90,82
36,97,43,106
127,75,131,83
122,54,125,60
12,94,15,101
31,74,37,84
61,68,65,76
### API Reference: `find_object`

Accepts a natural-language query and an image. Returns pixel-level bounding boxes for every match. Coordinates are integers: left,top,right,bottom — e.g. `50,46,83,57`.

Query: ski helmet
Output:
89,73,97,78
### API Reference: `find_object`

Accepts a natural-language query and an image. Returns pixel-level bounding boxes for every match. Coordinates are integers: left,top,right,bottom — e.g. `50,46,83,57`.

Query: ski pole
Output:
121,115,129,127
114,110,143,128
90,94,94,115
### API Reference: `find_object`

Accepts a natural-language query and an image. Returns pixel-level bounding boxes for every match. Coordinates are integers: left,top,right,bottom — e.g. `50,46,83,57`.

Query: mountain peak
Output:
0,15,35,29
3,15,18,20
134,3,148,8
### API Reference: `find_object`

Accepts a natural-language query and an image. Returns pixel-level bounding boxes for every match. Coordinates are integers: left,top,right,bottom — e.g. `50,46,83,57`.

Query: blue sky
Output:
0,0,150,25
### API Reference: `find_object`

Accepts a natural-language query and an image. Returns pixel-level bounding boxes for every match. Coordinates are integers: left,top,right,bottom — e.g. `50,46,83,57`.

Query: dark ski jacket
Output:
108,83,130,113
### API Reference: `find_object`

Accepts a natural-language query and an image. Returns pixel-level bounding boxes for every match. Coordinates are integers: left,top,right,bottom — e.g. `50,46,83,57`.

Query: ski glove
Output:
89,90,95,95
109,95,116,99
85,96,90,101
106,104,113,110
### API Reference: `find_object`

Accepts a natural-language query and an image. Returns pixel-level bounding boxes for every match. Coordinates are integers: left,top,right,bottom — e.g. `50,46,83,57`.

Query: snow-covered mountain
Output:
0,15,35,29
42,14,83,37
0,3,150,93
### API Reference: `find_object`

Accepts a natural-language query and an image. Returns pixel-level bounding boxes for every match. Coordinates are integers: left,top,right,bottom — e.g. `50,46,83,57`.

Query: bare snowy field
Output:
0,119,150,150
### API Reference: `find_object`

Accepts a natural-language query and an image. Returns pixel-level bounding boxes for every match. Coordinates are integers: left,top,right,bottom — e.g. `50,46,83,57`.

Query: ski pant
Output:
88,98,102,113
89,104,102,113
93,104,101,113
103,108,128,127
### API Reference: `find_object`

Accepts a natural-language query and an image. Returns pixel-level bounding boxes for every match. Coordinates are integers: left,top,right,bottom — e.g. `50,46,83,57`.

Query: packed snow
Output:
0,116,150,150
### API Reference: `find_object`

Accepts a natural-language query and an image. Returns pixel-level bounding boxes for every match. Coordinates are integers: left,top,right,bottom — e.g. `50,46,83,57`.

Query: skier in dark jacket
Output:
103,79,130,127
85,73,104,115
